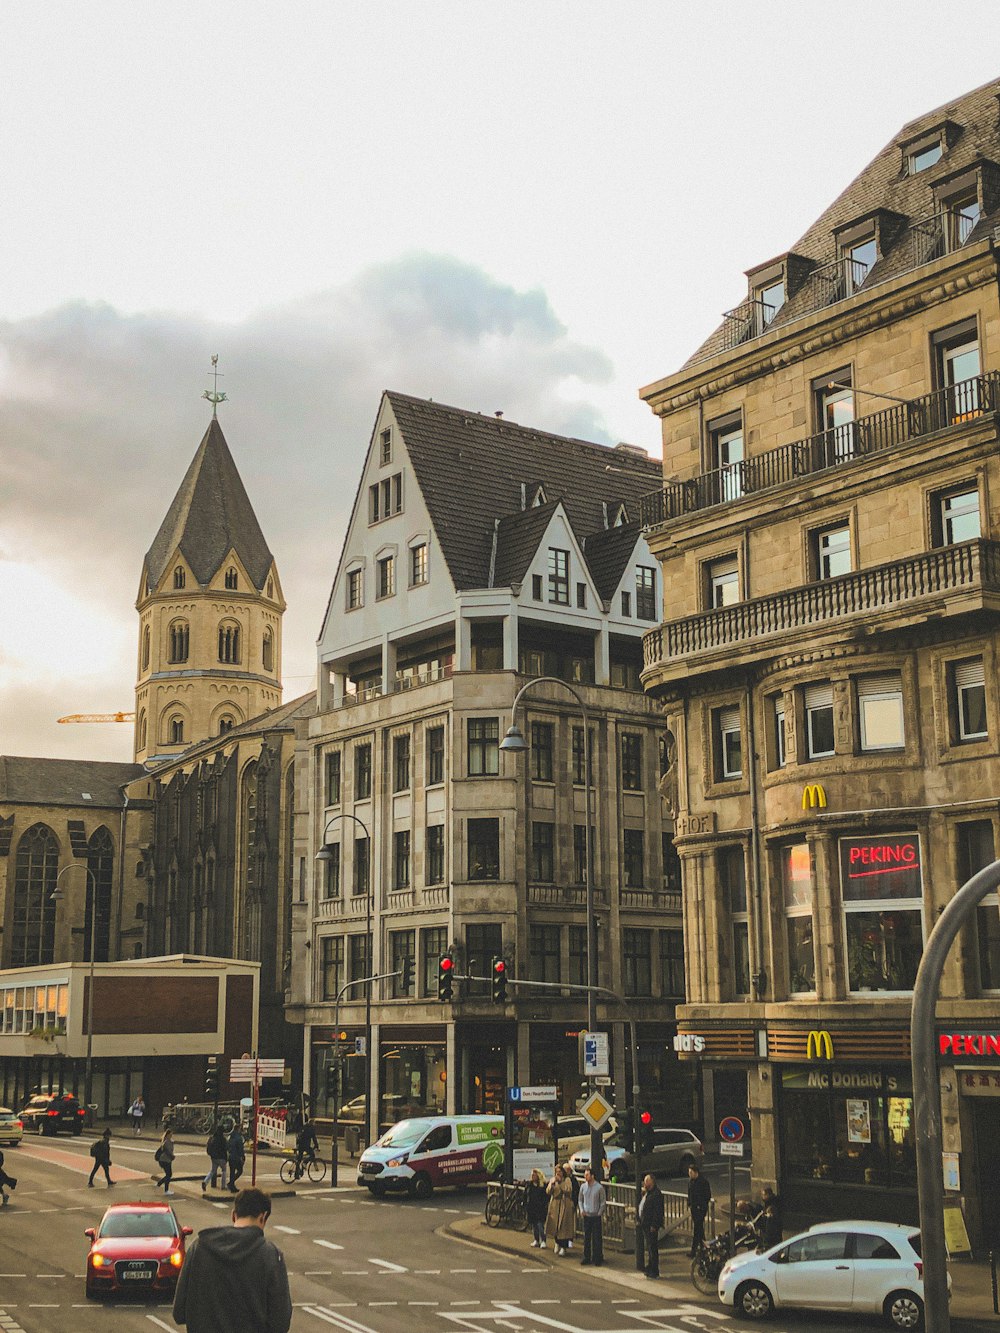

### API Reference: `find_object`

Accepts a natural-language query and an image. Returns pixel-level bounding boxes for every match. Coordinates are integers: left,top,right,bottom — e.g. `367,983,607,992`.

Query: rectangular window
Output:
815,524,852,580
623,928,652,996
840,833,923,992
368,482,380,524
530,822,555,881
426,725,445,785
349,931,371,982
377,555,395,599
719,846,750,997
569,924,587,987
716,706,742,779
621,590,632,617
323,844,341,898
354,743,372,800
353,836,370,896
936,325,982,420
393,830,410,889
844,233,876,294
953,658,987,742
529,924,560,983
467,717,499,776
755,278,784,330
937,486,981,545
422,925,448,996
623,828,644,888
662,831,682,893
347,569,363,610
426,824,445,885
909,139,942,173
858,673,905,751
380,428,392,465
771,694,787,768
325,751,341,805
636,566,656,621
466,922,502,997
573,825,592,885
531,722,554,782
707,556,739,609
392,734,411,791
621,733,642,790
320,935,344,1000
576,582,587,609
370,472,403,520
532,574,543,600
410,543,428,586
709,416,744,501
805,683,835,759
571,727,593,786
659,929,685,998
548,548,570,604
391,929,415,997
815,371,856,464
956,821,1000,992
468,818,500,880
782,843,816,993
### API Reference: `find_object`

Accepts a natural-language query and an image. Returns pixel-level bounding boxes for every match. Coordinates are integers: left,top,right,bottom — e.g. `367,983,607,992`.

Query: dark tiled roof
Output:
583,523,643,601
388,393,661,591
492,502,559,588
144,418,274,592
0,756,144,808
685,77,1000,366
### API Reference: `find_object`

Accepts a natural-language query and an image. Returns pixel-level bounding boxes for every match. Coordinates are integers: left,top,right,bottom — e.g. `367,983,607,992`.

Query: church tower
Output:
134,414,285,765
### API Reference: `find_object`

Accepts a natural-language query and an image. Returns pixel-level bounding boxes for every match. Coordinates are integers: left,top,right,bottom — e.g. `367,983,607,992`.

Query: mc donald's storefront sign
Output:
801,783,827,810
806,1029,834,1060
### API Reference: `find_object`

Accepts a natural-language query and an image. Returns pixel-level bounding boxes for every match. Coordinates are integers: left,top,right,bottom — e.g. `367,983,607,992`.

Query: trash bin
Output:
345,1125,360,1157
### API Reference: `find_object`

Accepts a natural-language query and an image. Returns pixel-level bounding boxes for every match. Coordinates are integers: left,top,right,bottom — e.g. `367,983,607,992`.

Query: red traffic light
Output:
494,959,506,974
639,1111,652,1125
439,956,453,972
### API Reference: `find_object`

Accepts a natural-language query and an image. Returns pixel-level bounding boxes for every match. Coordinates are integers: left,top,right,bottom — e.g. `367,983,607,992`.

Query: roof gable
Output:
0,756,144,808
583,523,644,601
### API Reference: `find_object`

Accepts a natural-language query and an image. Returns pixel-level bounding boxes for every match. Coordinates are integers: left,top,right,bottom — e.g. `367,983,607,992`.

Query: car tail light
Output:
77,1107,86,1116
915,1261,923,1279
15,1121,22,1130
46,1109,59,1116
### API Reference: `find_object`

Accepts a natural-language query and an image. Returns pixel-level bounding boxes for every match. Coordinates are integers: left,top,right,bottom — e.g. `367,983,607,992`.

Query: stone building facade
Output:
640,77,1000,1244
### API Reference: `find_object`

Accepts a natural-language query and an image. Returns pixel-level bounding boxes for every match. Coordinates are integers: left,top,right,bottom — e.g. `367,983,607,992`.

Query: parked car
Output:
568,1126,703,1181
20,1092,85,1136
718,1220,946,1329
84,1202,192,1300
0,1108,23,1146
555,1114,617,1160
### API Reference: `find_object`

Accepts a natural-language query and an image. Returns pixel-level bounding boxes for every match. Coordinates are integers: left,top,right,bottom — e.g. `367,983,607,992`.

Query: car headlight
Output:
386,1154,409,1167
169,1251,184,1268
90,1253,107,1268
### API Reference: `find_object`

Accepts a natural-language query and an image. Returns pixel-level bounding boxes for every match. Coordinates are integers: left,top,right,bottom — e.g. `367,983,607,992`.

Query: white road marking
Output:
414,1268,441,1273
274,1225,301,1233
368,1257,406,1272
305,1271,332,1276
302,1307,379,1331
145,1317,176,1332
314,1238,344,1251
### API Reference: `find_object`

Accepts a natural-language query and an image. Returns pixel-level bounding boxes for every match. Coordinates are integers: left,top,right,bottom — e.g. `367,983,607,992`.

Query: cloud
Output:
0,253,618,760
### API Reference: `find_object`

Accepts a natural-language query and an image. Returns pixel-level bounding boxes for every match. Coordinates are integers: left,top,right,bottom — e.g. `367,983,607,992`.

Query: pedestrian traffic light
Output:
204,1059,218,1101
618,1107,635,1155
491,957,508,1004
638,1109,654,1155
401,954,413,993
437,953,454,1001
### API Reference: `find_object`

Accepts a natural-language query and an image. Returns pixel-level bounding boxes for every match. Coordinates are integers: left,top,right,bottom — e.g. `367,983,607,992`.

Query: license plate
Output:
360,1163,377,1174
122,1270,153,1281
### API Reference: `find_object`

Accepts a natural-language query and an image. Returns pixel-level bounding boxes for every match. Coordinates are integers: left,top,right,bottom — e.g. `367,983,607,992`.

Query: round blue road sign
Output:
719,1115,745,1142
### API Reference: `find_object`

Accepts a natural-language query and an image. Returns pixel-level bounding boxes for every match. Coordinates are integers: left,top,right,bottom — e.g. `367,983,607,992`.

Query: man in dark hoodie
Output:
172,1187,291,1333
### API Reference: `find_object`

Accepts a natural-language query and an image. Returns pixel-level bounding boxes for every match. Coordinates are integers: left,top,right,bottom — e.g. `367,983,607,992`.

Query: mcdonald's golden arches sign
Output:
802,783,827,810
807,1029,835,1060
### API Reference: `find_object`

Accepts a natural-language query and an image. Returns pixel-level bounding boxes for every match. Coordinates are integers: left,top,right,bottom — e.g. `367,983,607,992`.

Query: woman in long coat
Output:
545,1164,575,1255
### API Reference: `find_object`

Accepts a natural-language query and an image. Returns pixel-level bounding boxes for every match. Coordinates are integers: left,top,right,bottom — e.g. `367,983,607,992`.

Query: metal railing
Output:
485,1181,715,1251
640,373,999,528
644,539,1000,668
722,297,779,350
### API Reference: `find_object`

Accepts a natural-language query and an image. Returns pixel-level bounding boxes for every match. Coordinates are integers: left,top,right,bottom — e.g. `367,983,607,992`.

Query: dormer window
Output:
532,485,546,507
843,233,876,295
909,140,943,173
754,277,784,331
901,120,959,177
613,503,629,527
225,567,238,590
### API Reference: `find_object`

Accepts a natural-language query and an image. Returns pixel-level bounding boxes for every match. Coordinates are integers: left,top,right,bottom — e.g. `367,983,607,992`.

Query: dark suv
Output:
20,1092,85,1136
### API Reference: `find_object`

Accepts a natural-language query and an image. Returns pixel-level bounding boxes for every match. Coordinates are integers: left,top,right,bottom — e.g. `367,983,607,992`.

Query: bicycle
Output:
484,1180,529,1230
279,1151,328,1184
690,1212,761,1294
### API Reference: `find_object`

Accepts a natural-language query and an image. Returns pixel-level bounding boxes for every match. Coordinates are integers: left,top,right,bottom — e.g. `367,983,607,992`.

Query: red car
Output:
85,1202,192,1300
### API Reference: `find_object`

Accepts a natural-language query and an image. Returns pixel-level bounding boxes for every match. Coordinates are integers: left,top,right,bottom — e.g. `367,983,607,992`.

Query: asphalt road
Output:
0,1133,992,1333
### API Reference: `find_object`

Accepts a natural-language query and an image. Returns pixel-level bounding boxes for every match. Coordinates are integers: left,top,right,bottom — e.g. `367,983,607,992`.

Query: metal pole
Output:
911,856,1000,1333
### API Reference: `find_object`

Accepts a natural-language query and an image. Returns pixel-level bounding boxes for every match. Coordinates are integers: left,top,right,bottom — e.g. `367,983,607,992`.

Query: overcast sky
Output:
2,3,997,762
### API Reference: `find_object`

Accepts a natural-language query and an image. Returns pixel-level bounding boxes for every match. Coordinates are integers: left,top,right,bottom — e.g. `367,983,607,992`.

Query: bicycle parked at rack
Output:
279,1150,328,1184
484,1181,529,1230
690,1211,762,1294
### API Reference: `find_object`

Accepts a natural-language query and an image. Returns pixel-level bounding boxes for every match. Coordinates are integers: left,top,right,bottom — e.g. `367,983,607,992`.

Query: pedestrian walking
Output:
525,1168,548,1248
88,1128,115,1188
203,1124,228,1193
227,1124,246,1192
129,1094,145,1136
172,1186,292,1333
686,1162,712,1257
544,1164,575,1256
0,1148,17,1206
757,1185,782,1249
577,1166,606,1266
638,1173,665,1278
154,1129,176,1194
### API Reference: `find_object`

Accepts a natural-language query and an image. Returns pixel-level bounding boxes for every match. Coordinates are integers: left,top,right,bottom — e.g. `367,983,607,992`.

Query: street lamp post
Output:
50,864,99,1116
315,812,373,1169
500,676,604,1178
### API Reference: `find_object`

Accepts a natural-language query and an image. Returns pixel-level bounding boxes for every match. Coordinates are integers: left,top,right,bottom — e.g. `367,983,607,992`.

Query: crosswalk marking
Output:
314,1238,344,1251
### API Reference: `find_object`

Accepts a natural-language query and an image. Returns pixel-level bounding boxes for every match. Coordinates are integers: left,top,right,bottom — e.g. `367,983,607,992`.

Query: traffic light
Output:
491,957,508,1004
204,1059,219,1101
638,1109,654,1155
437,953,454,1001
617,1107,635,1155
401,954,413,993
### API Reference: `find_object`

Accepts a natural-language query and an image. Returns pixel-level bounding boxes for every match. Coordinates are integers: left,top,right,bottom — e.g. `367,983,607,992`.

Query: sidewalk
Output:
443,1212,998,1323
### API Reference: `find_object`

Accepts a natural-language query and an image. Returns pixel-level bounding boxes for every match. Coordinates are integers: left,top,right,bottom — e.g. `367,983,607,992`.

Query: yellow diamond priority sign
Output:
578,1090,614,1129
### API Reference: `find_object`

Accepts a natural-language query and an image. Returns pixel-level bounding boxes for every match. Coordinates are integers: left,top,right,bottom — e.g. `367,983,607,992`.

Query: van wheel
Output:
884,1291,923,1330
409,1173,433,1200
368,1183,386,1198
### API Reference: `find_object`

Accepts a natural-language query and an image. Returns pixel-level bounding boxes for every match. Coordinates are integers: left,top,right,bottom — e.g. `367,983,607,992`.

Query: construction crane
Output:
57,712,135,724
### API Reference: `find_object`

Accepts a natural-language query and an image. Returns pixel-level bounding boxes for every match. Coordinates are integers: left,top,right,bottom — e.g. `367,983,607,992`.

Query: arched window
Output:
173,566,186,589
12,824,58,967
168,620,189,664
218,622,241,664
137,709,147,750
141,625,150,671
225,567,238,590
262,627,274,672
169,716,185,744
218,716,235,735
86,827,114,963
267,576,274,598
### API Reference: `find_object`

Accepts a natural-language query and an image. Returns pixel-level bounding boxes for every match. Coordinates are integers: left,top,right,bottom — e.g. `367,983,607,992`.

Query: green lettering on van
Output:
455,1121,503,1146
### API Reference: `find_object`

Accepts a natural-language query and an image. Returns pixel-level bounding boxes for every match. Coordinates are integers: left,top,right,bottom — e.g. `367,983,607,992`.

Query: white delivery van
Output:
357,1114,504,1198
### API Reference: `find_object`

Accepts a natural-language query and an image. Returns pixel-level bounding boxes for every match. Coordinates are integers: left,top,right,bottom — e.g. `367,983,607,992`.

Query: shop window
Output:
530,822,554,882
325,751,341,806
804,683,835,759
426,725,445,785
323,845,341,898
659,929,685,998
623,928,653,995
857,673,905,751
529,924,560,983
320,936,344,1000
468,819,500,881
467,717,499,776
706,556,739,609
840,833,923,992
782,843,816,994
426,825,445,885
354,743,372,800
714,706,743,780
465,922,502,997
623,829,644,888
621,733,642,789
393,830,410,890
392,733,411,791
950,658,987,743
422,925,448,995
353,836,370,896
531,722,554,782
933,484,981,546
391,929,416,997
957,820,1000,992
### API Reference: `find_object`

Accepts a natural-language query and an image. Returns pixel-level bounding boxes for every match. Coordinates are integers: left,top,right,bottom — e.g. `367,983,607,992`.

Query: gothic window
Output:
85,827,114,963
173,566,186,589
137,710,147,750
225,567,238,590
12,824,58,967
262,627,274,672
218,622,241,664
141,624,150,671
168,620,189,663
218,716,235,735
169,716,185,744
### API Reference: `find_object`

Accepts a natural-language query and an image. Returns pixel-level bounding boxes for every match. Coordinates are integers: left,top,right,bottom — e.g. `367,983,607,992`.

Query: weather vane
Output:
202,354,228,418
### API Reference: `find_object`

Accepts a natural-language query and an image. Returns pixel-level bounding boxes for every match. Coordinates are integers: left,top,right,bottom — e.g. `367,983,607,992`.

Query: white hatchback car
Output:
718,1220,946,1329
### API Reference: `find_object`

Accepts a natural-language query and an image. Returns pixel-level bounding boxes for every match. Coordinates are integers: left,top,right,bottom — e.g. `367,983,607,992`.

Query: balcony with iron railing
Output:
640,374,1000,528
643,539,1000,678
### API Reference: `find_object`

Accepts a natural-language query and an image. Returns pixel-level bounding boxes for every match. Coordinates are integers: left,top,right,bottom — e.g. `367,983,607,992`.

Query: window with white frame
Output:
857,673,905,751
771,694,787,768
952,658,987,742
936,486,981,545
376,554,395,599
716,706,742,780
814,524,852,580
380,428,392,465
709,415,744,501
782,842,816,994
410,542,429,586
347,568,363,610
935,324,981,421
548,548,570,604
805,682,835,759
707,556,739,609
840,833,923,992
